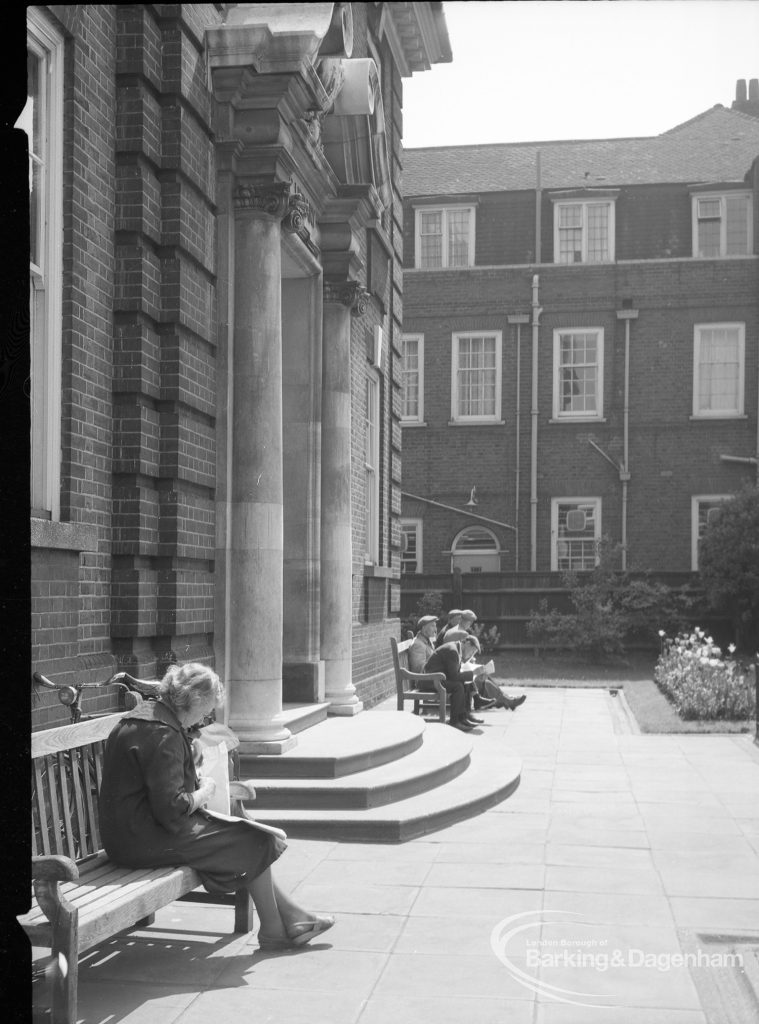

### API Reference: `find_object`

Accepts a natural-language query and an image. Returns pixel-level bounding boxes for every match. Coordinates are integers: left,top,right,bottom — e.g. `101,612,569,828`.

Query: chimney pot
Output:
736,79,747,103
749,78,759,102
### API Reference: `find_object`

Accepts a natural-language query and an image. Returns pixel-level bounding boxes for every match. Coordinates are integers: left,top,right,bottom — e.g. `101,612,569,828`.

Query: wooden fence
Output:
400,570,729,650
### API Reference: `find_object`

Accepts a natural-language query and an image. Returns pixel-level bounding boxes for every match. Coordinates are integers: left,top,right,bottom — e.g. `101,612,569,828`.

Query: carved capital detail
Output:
324,280,370,316
233,180,291,217
282,188,313,235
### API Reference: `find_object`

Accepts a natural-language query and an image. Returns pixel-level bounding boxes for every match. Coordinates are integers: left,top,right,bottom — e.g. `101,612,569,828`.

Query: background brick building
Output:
400,86,759,609
24,3,451,732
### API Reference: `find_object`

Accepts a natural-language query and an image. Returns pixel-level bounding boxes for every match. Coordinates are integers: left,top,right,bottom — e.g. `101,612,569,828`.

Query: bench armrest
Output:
399,669,446,688
229,779,256,802
31,855,79,884
30,856,79,931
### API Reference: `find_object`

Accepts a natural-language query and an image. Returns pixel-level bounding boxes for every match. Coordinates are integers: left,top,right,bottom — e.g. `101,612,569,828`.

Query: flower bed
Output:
654,628,756,721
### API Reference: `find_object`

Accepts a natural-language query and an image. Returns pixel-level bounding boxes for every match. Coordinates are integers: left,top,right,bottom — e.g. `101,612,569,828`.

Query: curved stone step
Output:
241,711,425,779
245,742,522,842
250,724,473,810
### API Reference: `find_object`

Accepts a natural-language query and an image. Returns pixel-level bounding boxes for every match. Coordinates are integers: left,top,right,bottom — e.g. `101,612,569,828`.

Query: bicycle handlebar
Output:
33,670,161,720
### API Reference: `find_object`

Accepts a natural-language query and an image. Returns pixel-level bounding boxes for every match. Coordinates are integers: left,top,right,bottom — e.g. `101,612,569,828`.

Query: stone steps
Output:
250,724,472,809
239,708,522,842
241,711,425,779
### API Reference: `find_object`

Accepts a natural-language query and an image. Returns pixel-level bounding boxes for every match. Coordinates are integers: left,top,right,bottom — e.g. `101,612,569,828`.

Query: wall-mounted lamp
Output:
465,486,478,507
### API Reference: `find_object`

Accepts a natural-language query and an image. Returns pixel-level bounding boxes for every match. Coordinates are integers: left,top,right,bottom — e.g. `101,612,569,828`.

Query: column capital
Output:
233,180,292,217
323,279,370,316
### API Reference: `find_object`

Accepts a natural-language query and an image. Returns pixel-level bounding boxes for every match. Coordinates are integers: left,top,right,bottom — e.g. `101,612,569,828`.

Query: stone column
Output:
227,181,295,753
320,281,368,715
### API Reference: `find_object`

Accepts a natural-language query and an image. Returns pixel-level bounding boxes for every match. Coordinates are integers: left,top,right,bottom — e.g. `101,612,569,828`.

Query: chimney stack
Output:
732,78,759,118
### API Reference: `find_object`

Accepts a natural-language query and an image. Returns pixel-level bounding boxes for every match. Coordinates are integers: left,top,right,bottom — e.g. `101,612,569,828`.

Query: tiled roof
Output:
402,106,759,197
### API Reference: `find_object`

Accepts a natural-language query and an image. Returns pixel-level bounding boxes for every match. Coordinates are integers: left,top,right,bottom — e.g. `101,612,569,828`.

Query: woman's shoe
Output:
287,914,336,947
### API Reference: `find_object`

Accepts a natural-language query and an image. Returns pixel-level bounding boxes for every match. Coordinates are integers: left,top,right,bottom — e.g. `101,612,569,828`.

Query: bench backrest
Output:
390,636,414,680
32,713,124,863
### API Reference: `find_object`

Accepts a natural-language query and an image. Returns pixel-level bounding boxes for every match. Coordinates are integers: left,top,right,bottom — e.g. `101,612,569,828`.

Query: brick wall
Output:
402,244,759,575
348,6,404,691
30,5,221,729
112,4,220,678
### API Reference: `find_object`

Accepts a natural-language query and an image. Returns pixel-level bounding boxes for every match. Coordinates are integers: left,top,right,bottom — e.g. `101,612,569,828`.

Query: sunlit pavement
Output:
32,688,759,1024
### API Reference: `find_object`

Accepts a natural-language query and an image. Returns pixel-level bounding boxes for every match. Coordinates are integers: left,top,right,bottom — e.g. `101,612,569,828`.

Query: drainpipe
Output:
530,275,541,571
509,314,530,571
534,149,542,264
616,308,638,570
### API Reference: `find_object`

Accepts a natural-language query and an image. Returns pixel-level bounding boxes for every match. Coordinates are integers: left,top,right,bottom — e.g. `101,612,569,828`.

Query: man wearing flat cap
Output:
435,609,462,648
408,615,439,673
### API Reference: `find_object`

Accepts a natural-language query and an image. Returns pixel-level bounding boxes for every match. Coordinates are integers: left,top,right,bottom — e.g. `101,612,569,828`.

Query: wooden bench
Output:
390,636,448,723
21,711,256,1024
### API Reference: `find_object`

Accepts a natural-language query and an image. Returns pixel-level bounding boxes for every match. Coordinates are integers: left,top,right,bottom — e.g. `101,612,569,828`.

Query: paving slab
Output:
31,687,759,1024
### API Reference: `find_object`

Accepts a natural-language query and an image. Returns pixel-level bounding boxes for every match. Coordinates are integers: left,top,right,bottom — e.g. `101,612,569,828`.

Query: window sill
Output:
689,414,747,421
363,564,394,579
448,419,505,427
31,517,98,552
548,417,607,424
401,420,427,428
410,265,477,272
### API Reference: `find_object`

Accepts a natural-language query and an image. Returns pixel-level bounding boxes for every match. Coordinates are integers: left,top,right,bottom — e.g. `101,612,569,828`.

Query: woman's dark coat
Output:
98,699,280,893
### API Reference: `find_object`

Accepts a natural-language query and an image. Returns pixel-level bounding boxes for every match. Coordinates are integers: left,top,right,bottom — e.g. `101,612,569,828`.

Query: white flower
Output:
658,630,665,637
728,644,736,654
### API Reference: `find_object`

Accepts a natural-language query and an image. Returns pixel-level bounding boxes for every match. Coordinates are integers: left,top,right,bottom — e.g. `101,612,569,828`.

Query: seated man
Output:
447,609,526,711
423,631,491,731
434,608,462,648
408,615,439,673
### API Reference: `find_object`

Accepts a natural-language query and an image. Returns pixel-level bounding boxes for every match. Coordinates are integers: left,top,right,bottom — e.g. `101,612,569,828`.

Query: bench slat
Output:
56,752,77,862
33,758,51,858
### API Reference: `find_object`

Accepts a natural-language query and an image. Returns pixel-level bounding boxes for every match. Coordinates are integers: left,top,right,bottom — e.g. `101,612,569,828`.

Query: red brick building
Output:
400,86,759,589
24,3,451,736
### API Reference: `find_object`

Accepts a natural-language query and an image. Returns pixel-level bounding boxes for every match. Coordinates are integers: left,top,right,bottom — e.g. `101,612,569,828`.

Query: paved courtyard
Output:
32,688,759,1024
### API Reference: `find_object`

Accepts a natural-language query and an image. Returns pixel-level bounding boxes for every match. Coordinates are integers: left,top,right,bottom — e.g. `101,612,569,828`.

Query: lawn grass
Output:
489,650,756,735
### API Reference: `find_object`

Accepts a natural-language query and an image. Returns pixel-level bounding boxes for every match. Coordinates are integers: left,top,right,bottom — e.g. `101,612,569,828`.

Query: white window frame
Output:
692,323,745,419
25,9,64,520
552,328,604,421
364,372,381,564
451,330,502,424
691,495,731,570
401,333,424,423
414,205,475,269
691,190,753,258
552,199,615,264
551,498,602,571
400,518,423,573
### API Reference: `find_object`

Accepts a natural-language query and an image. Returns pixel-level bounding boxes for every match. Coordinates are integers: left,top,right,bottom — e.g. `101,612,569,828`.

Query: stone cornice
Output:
206,3,353,77
379,2,452,78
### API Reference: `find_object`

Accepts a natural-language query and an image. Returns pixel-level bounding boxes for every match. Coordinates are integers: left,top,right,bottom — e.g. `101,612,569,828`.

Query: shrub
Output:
401,590,444,639
654,628,756,720
527,539,694,660
698,484,759,654
471,621,501,654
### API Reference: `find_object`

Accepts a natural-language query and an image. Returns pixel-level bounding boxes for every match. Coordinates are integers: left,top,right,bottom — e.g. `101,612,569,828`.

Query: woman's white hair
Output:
159,661,224,714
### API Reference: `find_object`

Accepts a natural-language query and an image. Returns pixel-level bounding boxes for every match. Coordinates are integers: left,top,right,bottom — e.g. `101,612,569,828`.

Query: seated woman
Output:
98,661,334,951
